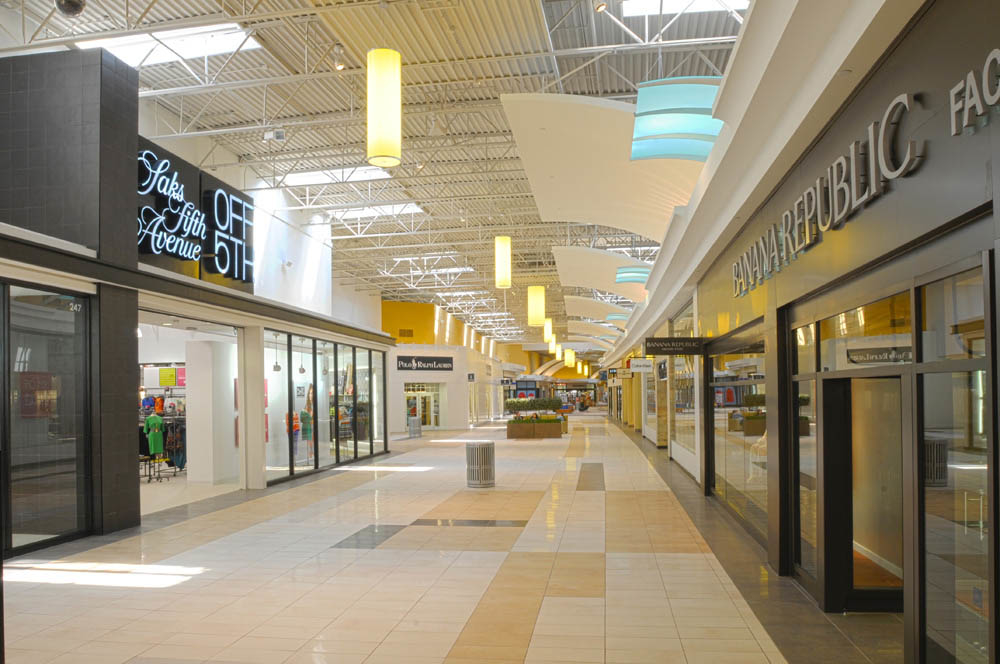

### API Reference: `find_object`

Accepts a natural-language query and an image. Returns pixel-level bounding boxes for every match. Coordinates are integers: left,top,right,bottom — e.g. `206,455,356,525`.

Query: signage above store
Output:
846,346,912,364
645,337,706,355
948,47,1000,136
137,138,255,292
620,370,633,379
627,358,654,372
731,93,922,298
397,355,454,371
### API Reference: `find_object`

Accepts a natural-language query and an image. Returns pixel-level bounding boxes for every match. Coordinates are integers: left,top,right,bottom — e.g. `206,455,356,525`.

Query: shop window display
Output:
337,344,356,461
372,350,386,452
8,286,90,550
291,336,315,472
709,341,767,540
356,348,372,456
317,340,336,467
265,331,291,481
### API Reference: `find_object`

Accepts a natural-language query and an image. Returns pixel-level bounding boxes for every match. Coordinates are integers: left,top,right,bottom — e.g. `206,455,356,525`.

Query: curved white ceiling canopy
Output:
568,334,615,351
569,320,623,339
501,93,704,242
563,295,631,322
553,246,649,302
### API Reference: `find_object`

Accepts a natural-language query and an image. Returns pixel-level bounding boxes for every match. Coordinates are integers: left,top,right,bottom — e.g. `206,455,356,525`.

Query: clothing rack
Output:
139,412,187,483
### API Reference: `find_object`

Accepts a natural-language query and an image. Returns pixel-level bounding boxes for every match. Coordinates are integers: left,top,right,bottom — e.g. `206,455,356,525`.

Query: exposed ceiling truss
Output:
3,0,743,341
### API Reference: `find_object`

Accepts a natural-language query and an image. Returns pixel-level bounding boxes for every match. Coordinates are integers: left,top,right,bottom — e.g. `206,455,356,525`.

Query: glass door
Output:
921,371,989,663
850,377,905,591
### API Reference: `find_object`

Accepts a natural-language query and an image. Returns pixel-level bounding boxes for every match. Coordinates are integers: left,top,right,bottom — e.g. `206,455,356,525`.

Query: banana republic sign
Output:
732,45,1000,299
731,94,922,298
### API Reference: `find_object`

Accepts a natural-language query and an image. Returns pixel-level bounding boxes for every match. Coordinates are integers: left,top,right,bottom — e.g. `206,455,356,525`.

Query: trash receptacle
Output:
407,416,422,438
466,441,495,488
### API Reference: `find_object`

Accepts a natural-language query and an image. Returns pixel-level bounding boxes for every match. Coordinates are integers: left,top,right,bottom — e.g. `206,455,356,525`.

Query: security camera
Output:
54,0,86,17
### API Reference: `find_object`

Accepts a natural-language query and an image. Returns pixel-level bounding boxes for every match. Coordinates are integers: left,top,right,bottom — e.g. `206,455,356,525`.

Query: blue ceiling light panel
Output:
631,76,723,161
606,313,630,321
615,266,652,284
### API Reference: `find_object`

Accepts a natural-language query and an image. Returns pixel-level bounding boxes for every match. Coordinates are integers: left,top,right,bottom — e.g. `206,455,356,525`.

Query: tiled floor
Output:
5,413,788,663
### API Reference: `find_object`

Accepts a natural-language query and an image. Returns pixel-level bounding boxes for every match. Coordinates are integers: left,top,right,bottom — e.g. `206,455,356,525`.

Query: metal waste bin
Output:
407,416,422,438
466,441,495,488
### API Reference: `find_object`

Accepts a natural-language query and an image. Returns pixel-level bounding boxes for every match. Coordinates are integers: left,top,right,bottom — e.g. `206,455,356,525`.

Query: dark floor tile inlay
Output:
576,462,606,491
331,524,408,549
410,518,528,527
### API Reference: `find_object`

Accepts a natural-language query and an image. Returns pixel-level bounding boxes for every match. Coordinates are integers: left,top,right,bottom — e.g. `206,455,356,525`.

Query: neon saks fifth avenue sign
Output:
731,93,922,298
138,150,207,261
137,149,255,284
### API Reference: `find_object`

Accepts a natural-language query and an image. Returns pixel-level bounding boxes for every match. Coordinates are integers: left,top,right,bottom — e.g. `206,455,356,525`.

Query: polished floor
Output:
4,413,823,663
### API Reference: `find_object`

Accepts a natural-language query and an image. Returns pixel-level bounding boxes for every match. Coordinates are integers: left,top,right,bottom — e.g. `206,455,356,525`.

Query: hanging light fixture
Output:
564,348,576,367
548,336,556,354
543,318,553,343
366,48,402,168
584,362,590,375
594,1,607,12
494,236,511,289
527,286,545,327
576,360,583,373
555,344,563,361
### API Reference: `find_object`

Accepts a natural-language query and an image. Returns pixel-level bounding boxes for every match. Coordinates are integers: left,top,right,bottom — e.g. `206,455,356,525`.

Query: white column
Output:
241,326,267,489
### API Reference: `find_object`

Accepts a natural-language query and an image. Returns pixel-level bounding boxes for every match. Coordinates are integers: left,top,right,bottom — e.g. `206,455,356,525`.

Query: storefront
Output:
0,48,392,560
690,1,998,659
388,346,501,432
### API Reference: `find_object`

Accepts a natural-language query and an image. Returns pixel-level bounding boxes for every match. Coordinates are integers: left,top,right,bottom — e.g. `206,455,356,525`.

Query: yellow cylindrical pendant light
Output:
576,360,582,373
555,344,562,361
527,286,545,327
564,348,575,366
543,318,553,342
584,362,590,375
494,236,511,289
366,48,401,168
548,336,556,354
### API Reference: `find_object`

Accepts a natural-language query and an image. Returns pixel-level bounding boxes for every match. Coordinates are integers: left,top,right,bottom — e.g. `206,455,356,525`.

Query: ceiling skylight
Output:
76,24,261,68
622,0,749,17
283,166,391,187
334,203,424,220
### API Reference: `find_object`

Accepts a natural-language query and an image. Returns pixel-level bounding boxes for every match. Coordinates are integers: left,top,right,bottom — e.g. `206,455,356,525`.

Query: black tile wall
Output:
98,50,138,268
91,284,140,533
0,49,138,268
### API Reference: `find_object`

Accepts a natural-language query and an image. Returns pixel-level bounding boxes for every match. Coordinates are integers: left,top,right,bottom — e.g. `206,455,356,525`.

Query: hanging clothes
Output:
144,414,164,455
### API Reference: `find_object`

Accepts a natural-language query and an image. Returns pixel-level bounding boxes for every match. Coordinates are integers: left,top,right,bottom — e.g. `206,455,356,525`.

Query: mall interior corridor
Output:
2,413,899,664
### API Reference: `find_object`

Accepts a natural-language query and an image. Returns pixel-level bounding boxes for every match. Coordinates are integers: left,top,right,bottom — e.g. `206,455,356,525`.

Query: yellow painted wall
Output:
553,366,585,380
381,301,439,344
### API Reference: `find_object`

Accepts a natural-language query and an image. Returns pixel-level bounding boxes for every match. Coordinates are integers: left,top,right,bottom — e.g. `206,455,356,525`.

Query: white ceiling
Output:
552,246,648,302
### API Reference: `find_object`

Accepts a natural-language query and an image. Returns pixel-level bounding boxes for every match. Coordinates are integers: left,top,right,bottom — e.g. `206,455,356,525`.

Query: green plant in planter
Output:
742,393,766,408
511,414,564,423
505,397,562,413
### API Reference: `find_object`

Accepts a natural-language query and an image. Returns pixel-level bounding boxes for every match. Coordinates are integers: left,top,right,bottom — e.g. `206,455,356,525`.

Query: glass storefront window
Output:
920,269,985,362
317,341,336,468
710,340,767,540
795,381,817,577
923,371,989,662
265,331,290,481
291,336,314,472
372,350,385,452
794,324,816,374
820,292,912,371
9,287,90,549
337,344,356,461
356,348,372,457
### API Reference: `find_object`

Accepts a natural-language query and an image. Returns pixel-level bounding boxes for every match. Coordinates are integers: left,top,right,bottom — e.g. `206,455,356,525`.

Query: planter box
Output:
798,416,811,436
743,417,767,437
507,421,535,439
560,418,568,434
534,422,563,438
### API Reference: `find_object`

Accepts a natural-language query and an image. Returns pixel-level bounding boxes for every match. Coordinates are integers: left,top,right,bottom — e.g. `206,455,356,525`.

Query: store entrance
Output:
822,376,906,611
405,384,440,428
137,312,242,515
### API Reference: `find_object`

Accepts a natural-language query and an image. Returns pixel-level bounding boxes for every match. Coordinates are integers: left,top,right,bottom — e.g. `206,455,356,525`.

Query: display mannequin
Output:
144,413,164,455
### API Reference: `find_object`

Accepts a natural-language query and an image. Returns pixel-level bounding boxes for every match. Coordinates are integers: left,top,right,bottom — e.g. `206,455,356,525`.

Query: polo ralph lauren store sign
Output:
137,137,255,293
